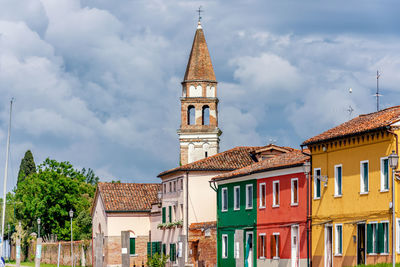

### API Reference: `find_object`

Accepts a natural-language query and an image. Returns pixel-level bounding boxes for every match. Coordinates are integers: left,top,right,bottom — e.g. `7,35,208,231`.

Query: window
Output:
382,222,389,254
173,181,176,192
273,181,279,207
271,234,280,259
291,179,298,205
170,243,176,262
259,183,266,208
169,206,172,223
162,207,166,223
169,182,172,193
367,223,378,254
335,224,342,255
222,234,228,258
180,204,183,220
187,105,195,125
234,186,240,210
163,183,166,194
335,165,342,196
360,161,369,193
221,188,228,211
202,105,210,125
381,157,389,191
314,168,321,199
258,234,266,259
246,184,253,209
130,237,136,255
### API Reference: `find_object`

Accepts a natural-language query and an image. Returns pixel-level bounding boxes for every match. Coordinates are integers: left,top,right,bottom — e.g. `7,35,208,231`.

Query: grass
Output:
5,261,82,267
355,264,400,267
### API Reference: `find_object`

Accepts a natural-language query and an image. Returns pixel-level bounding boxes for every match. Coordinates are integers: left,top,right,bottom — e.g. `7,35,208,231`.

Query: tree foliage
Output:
14,158,98,241
17,150,36,186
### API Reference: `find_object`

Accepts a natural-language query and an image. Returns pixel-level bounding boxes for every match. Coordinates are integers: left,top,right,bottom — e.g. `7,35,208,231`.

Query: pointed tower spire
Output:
183,22,216,82
178,22,222,165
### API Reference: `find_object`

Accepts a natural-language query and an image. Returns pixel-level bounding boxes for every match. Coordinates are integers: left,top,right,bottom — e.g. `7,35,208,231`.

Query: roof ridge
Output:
359,105,400,117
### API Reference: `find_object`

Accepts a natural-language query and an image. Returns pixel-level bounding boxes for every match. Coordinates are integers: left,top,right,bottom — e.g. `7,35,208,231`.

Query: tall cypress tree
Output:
17,150,36,185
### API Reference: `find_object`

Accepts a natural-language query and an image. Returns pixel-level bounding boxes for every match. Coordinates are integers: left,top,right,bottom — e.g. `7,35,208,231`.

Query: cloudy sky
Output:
0,0,399,189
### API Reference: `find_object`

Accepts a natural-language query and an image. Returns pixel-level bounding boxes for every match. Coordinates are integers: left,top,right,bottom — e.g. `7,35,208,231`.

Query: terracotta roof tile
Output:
98,183,160,212
302,106,400,145
158,146,265,177
212,149,310,181
183,24,216,82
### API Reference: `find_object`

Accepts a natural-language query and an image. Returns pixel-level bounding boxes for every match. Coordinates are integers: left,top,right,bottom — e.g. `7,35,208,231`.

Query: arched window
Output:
202,105,210,125
187,105,195,125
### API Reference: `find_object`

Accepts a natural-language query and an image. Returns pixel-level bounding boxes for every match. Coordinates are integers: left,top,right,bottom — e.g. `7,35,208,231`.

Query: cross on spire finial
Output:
197,6,203,22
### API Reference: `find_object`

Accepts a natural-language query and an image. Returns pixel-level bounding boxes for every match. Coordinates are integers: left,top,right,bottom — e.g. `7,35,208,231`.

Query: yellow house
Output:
302,106,400,267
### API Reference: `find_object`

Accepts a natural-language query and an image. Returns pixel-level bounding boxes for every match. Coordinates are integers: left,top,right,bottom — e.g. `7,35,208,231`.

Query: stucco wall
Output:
107,213,151,237
92,195,107,237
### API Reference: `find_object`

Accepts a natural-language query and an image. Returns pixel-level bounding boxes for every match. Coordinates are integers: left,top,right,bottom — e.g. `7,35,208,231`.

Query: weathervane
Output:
197,6,203,22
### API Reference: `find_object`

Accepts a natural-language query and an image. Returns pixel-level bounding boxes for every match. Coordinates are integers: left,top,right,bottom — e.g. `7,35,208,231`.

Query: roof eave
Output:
158,168,236,178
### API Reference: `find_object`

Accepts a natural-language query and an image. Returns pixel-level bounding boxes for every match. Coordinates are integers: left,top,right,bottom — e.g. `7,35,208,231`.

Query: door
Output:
357,224,366,265
245,232,253,267
291,226,299,267
325,226,332,267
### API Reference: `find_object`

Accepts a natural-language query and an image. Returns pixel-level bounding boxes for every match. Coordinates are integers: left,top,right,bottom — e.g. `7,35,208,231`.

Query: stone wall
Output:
189,222,217,267
11,240,92,266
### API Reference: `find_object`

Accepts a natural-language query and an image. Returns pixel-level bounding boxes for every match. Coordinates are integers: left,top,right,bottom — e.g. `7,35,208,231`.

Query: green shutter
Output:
364,163,369,192
169,206,172,222
367,224,372,254
162,244,166,255
338,226,342,254
316,179,321,198
377,223,384,254
152,242,158,255
147,242,151,257
162,207,166,223
338,167,342,195
157,242,162,254
130,238,136,255
384,159,389,189
170,243,176,262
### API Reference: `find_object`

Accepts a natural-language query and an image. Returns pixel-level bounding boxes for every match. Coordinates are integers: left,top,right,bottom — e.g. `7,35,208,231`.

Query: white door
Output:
245,232,253,267
291,226,299,267
325,226,333,267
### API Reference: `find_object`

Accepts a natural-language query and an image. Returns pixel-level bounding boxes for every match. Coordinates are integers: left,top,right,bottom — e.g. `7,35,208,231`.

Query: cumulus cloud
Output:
0,0,399,191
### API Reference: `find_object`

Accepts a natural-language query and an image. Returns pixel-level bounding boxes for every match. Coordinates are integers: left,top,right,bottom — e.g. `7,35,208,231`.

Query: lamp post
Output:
37,218,41,239
389,150,399,267
7,224,10,260
302,161,311,267
69,209,74,267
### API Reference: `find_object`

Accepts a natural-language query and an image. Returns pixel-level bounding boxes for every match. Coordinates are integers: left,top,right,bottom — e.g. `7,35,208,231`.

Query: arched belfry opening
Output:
202,105,210,125
187,105,195,125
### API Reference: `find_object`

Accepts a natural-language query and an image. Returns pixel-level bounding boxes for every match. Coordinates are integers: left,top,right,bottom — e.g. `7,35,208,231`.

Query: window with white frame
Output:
246,184,253,209
367,222,378,254
221,188,228,211
382,222,389,254
381,157,389,191
234,186,240,210
258,233,266,259
291,178,298,205
314,168,321,199
360,161,369,193
222,234,228,258
335,224,343,255
335,165,342,196
273,181,280,207
271,233,280,259
259,183,266,208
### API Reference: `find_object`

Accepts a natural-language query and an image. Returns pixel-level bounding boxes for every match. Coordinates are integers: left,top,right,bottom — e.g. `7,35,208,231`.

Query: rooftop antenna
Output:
197,6,203,22
375,70,382,111
268,138,277,145
348,88,354,119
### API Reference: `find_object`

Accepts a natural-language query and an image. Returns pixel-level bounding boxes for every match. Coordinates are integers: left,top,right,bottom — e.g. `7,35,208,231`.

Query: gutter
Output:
208,179,217,192
105,210,151,213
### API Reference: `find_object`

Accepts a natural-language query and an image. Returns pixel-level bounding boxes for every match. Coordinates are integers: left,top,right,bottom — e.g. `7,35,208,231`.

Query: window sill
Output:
221,210,228,212
334,194,342,198
291,203,298,206
380,253,389,255
245,207,253,210
368,253,378,255
272,205,280,208
273,257,280,260
313,197,321,200
130,254,138,257
360,192,369,195
380,189,389,193
259,257,266,260
334,253,342,257
233,208,240,211
259,206,266,209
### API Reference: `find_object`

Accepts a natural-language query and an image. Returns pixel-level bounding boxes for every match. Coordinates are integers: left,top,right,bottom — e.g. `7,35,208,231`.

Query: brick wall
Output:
105,235,149,266
189,222,217,267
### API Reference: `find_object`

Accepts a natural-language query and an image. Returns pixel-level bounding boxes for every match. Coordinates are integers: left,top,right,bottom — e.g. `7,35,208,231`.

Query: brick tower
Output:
178,21,222,165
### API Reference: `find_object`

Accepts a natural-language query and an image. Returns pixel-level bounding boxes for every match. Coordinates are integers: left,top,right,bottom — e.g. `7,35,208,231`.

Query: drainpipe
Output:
301,146,311,267
387,128,399,154
186,171,189,264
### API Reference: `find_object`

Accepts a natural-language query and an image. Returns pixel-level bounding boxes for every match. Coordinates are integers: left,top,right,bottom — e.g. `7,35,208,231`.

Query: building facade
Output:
212,147,310,267
302,106,400,266
177,21,222,165
91,183,160,267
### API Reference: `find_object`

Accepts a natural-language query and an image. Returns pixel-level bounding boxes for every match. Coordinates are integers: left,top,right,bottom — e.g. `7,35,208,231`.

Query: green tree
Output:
17,150,36,186
14,158,96,241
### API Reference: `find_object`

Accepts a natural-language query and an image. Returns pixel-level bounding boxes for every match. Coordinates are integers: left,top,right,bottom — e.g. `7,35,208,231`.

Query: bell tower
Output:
178,21,222,165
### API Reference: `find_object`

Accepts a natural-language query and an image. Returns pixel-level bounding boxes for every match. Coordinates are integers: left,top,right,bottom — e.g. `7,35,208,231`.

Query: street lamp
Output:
303,160,311,267
69,209,74,267
37,218,41,239
7,224,10,260
388,150,398,267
